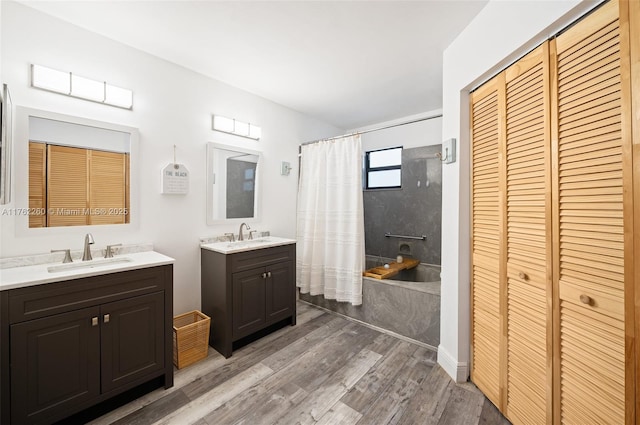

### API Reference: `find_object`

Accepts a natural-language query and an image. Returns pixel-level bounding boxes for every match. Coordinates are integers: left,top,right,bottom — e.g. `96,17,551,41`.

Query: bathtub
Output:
363,256,441,295
299,255,441,349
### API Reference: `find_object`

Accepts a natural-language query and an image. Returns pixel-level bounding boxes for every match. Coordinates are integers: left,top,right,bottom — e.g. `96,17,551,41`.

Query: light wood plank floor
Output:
88,302,510,425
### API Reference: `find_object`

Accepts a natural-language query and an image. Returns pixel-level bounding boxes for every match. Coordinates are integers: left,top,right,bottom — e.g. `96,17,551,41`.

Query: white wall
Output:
0,1,342,315
29,116,131,152
438,0,602,381
356,110,442,151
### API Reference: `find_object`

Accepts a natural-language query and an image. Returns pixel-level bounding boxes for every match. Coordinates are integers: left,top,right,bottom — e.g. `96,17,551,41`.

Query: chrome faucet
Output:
104,243,122,258
238,223,250,241
51,249,73,263
82,233,95,261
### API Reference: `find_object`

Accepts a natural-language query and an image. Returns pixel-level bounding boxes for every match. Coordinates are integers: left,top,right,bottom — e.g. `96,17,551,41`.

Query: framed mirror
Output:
206,142,261,225
0,84,13,205
13,106,139,235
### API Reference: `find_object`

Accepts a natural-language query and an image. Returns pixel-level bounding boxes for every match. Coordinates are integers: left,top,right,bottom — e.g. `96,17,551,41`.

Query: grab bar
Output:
385,232,426,241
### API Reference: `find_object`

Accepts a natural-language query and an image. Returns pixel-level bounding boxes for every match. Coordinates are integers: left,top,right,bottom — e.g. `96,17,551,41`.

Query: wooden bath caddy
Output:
362,258,420,280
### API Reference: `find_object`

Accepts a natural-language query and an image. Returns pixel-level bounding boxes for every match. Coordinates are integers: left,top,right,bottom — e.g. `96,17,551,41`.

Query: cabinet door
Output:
29,142,46,228
504,44,551,425
232,268,266,339
47,145,89,226
88,150,128,225
266,261,295,324
470,75,502,406
553,1,629,423
10,306,100,424
101,292,164,393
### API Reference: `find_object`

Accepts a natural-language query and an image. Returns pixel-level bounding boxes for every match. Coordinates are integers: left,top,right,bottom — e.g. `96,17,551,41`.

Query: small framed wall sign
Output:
161,163,189,194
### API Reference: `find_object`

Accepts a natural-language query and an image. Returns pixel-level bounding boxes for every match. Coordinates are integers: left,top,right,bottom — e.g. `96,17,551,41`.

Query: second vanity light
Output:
212,115,261,140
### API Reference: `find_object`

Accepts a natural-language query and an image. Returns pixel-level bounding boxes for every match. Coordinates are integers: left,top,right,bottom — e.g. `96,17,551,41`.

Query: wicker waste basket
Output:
173,310,211,369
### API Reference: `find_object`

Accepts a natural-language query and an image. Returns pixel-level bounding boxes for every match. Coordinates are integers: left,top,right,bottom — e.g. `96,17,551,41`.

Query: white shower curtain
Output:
296,135,365,305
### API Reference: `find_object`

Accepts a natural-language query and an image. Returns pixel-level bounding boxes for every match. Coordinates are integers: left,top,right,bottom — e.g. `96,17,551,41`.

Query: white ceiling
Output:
19,0,488,129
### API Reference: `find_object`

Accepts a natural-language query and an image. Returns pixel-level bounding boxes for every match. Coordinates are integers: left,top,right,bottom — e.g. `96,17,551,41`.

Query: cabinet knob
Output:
91,317,98,327
580,295,592,305
262,273,267,279
267,271,272,278
518,272,529,281
104,314,110,323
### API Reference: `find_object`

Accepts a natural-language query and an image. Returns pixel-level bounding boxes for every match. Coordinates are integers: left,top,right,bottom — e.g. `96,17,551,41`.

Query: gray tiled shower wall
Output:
363,145,442,265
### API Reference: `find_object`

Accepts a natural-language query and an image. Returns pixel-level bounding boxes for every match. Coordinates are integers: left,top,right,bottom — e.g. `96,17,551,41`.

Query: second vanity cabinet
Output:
201,243,296,358
0,265,173,425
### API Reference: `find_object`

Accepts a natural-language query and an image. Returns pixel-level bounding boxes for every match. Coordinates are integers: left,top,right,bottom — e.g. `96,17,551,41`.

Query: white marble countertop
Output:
0,251,175,291
201,236,296,254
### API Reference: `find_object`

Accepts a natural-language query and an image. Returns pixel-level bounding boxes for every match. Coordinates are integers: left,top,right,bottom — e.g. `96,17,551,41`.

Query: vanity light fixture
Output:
212,114,261,140
31,64,133,110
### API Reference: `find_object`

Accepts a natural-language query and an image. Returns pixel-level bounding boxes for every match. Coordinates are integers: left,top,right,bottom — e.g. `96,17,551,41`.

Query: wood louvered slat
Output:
558,105,621,135
553,1,632,423
558,123,621,146
504,44,550,425
47,145,88,227
557,19,619,67
88,150,127,225
558,54,620,96
560,140,621,162
28,142,47,228
470,77,501,407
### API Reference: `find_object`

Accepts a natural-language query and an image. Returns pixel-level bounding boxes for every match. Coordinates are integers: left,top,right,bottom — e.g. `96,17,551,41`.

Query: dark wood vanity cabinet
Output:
0,265,173,425
201,244,296,358
10,306,101,424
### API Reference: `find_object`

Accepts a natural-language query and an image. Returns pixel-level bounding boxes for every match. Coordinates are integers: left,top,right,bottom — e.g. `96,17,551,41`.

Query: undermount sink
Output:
226,237,274,248
47,257,133,273
201,236,296,254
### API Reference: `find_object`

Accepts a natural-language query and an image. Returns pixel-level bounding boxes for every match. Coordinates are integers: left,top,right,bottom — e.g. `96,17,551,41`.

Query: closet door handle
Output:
104,314,110,323
580,295,592,305
518,272,529,281
91,317,99,327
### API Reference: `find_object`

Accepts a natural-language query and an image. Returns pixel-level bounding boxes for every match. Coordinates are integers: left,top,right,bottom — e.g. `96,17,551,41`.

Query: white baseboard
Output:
437,345,469,383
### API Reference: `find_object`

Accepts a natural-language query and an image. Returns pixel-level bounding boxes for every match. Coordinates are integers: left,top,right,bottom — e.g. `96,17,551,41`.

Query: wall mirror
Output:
13,107,138,233
0,84,13,205
206,142,261,225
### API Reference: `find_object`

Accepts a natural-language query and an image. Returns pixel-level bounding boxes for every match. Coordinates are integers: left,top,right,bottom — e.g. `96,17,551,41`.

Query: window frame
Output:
364,146,403,190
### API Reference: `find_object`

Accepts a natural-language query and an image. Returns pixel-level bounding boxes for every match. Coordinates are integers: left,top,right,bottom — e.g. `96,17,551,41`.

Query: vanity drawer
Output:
8,265,169,324
231,245,294,273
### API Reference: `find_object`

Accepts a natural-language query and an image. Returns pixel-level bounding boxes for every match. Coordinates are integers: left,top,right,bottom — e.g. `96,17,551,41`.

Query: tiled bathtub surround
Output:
300,278,440,348
300,255,441,347
363,145,442,265
0,243,154,269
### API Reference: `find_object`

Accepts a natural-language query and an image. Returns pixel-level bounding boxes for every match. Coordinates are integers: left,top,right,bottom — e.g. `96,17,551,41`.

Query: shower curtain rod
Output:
301,113,443,146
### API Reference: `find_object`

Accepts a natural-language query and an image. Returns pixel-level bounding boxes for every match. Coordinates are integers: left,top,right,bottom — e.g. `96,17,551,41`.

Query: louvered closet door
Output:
89,150,127,225
470,77,502,406
504,44,551,425
47,145,89,227
553,1,631,423
29,142,47,228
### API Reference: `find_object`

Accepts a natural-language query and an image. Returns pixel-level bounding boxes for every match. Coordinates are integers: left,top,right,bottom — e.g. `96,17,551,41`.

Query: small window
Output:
364,146,402,189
